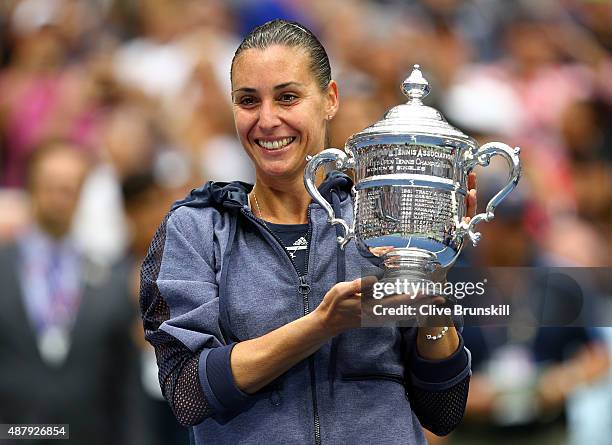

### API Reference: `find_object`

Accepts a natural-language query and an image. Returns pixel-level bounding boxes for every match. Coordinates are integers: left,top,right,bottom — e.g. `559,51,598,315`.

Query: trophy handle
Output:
457,142,521,246
304,148,356,249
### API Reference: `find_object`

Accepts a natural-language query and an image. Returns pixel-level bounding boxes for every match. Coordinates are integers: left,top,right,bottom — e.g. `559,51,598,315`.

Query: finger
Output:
410,291,448,303
359,275,378,290
466,189,477,218
369,246,395,257
467,171,477,191
350,292,363,304
411,292,437,302
379,293,416,306
469,188,477,206
334,280,361,297
431,296,446,305
336,276,377,297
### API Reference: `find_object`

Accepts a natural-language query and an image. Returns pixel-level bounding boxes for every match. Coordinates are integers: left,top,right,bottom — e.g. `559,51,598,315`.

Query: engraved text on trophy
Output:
356,144,457,179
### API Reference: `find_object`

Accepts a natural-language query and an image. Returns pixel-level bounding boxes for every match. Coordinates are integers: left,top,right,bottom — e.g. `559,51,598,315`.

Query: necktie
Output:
38,246,72,366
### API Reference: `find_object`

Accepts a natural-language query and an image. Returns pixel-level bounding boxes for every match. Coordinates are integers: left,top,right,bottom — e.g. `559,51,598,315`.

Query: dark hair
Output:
121,171,157,206
231,19,331,91
24,141,91,191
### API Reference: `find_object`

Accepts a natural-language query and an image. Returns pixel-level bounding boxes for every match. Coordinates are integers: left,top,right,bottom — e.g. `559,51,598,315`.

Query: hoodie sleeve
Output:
403,328,471,436
140,209,253,426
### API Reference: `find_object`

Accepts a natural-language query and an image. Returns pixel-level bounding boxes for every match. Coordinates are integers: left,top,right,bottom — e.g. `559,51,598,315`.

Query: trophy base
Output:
363,248,453,327
381,248,444,278
379,248,450,298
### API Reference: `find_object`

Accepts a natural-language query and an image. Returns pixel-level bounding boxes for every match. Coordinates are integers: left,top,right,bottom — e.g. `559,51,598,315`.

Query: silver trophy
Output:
304,65,521,284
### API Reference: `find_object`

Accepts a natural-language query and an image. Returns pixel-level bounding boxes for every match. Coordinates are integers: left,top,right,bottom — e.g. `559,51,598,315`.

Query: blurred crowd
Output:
0,0,610,444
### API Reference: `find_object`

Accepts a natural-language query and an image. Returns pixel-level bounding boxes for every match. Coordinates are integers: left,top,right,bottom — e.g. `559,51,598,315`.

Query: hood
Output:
171,171,353,213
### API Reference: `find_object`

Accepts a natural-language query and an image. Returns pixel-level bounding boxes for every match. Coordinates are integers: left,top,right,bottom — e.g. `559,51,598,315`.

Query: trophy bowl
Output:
304,65,521,284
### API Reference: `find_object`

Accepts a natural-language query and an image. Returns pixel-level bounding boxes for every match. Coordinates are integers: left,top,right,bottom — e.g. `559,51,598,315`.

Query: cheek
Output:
303,115,326,141
291,108,324,137
233,110,254,140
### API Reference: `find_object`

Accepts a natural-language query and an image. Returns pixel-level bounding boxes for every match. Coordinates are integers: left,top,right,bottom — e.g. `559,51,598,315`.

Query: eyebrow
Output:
232,82,304,94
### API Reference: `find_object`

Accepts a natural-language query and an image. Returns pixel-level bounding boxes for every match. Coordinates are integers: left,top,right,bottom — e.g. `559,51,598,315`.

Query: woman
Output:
140,19,474,445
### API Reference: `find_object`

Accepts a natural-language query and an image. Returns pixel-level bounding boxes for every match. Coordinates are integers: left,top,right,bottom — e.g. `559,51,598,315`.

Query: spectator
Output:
0,142,148,445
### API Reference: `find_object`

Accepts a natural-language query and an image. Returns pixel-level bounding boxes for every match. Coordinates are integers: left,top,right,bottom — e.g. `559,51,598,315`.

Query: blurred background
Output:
0,0,610,444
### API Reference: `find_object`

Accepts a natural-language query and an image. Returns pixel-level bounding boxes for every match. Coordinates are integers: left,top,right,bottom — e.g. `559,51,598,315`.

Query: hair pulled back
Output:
231,19,331,91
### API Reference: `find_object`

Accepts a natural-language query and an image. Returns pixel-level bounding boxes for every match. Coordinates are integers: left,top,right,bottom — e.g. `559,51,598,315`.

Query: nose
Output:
257,100,282,132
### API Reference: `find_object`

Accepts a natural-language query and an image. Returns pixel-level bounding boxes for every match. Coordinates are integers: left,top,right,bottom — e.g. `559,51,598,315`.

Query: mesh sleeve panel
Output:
407,375,470,437
140,215,214,426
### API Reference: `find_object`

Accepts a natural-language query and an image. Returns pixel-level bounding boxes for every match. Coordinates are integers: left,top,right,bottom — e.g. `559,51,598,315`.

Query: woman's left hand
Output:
416,171,476,359
417,172,477,360
464,171,477,223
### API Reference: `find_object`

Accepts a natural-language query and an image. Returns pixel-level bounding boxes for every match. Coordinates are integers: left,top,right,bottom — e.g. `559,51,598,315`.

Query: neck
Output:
251,171,325,224
36,219,70,241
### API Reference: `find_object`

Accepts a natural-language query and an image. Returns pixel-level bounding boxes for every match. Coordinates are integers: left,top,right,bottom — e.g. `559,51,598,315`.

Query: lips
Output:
255,137,296,150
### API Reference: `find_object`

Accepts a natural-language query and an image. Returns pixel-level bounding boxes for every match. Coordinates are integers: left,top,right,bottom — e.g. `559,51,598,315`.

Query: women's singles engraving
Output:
358,144,456,178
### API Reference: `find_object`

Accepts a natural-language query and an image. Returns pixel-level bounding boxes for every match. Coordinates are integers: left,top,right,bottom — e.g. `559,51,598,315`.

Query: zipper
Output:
300,275,321,445
299,276,312,310
242,207,321,444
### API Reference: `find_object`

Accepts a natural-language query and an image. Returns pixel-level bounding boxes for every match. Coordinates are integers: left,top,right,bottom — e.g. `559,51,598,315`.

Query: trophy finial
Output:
401,64,430,103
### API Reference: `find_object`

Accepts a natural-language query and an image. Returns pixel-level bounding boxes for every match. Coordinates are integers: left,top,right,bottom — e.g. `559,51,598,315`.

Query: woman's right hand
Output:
314,277,376,337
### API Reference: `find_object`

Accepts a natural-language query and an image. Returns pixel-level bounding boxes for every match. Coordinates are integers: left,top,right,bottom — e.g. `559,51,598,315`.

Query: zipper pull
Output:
298,276,311,295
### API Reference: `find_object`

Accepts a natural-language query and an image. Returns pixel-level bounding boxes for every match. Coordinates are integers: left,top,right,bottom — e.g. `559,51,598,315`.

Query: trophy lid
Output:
347,64,472,144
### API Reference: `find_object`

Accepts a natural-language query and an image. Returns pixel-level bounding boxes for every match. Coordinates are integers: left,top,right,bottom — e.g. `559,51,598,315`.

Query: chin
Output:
259,160,303,179
258,155,306,177
262,167,293,178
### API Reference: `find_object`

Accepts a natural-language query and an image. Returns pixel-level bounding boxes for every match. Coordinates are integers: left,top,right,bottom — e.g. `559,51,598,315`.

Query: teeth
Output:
257,137,294,150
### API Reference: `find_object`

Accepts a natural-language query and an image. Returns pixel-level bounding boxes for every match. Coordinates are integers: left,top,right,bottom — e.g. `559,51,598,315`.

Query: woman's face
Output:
231,45,338,181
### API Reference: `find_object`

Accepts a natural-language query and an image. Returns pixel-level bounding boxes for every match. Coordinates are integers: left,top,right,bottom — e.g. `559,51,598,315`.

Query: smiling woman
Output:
140,19,472,445
231,41,338,222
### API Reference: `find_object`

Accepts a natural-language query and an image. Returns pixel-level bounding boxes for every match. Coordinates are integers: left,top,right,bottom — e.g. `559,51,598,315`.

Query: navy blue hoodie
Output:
140,172,471,444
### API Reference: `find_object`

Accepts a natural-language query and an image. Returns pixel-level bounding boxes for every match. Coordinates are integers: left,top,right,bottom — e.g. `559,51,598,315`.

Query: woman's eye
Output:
237,96,256,106
279,93,298,103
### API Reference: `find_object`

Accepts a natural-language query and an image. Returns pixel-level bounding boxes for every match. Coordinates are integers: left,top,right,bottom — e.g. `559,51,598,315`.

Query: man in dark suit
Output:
0,142,148,445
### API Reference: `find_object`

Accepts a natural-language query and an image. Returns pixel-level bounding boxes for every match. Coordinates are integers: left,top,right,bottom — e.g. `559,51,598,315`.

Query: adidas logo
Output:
286,237,308,258
293,237,308,246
